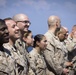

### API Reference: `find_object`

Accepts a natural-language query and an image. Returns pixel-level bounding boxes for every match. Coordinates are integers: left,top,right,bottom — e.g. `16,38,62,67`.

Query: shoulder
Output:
30,49,36,56
3,43,11,49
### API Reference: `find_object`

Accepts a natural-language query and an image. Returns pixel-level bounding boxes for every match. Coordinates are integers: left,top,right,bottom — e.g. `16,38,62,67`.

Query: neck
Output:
21,31,25,38
35,47,41,53
48,28,55,34
9,38,16,46
25,43,28,49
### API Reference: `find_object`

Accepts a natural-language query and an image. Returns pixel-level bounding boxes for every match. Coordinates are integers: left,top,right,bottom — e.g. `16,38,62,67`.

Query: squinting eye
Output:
0,27,7,31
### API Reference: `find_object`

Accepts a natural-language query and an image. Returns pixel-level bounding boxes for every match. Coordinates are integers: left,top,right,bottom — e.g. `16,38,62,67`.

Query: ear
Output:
56,21,58,27
23,37,27,41
36,41,40,46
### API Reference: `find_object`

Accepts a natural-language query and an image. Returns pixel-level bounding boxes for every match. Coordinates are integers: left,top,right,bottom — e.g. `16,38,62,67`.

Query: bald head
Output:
56,27,68,41
48,15,61,26
60,27,66,33
63,26,68,32
13,14,29,21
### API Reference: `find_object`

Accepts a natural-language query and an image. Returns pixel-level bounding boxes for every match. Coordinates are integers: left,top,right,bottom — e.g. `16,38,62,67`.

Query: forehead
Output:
0,24,7,29
72,26,76,30
21,18,29,21
18,15,29,21
41,36,46,40
6,20,16,26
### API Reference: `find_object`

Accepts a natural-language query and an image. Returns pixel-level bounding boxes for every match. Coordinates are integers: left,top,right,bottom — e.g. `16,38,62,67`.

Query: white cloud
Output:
14,0,51,10
0,0,7,7
13,0,76,14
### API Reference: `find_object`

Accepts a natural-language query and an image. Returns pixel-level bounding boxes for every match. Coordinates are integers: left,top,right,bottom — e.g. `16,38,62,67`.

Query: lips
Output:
15,30,20,34
3,33,9,37
24,25,29,28
4,35,9,39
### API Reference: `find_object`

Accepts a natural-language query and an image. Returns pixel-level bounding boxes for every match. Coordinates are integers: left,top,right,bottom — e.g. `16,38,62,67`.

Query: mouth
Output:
4,35,9,39
4,33,9,37
24,25,29,29
15,31,20,34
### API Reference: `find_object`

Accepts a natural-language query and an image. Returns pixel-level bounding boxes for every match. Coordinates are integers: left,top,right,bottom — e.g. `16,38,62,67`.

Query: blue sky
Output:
0,0,76,35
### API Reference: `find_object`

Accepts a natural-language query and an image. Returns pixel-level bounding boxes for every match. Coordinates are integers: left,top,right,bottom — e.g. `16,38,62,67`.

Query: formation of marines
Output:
0,13,76,75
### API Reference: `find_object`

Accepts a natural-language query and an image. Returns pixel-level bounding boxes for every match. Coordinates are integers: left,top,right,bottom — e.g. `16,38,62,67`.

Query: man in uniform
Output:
0,19,10,75
65,25,76,75
13,13,31,57
43,15,69,75
13,14,34,75
4,18,28,75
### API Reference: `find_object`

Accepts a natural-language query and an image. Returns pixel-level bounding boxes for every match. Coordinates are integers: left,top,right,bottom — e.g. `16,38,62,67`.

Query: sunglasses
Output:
16,20,31,25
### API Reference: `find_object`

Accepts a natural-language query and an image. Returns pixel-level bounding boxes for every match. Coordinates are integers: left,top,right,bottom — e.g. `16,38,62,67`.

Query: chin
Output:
24,29,28,32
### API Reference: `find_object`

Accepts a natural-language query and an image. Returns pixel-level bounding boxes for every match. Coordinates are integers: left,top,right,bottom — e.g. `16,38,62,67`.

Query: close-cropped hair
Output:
33,34,44,47
4,17,12,21
55,27,64,36
72,25,76,29
24,30,32,38
0,19,6,26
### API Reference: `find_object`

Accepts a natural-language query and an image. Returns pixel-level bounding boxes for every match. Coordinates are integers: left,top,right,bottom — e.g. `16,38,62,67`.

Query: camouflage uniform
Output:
65,35,76,75
0,47,10,75
43,31,67,75
64,35,76,62
15,39,29,60
64,35,76,52
4,43,28,75
60,42,68,66
29,48,54,75
15,39,34,75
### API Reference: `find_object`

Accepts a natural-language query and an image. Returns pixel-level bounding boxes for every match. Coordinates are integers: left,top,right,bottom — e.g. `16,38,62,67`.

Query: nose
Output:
5,28,9,34
16,26,19,31
33,38,34,41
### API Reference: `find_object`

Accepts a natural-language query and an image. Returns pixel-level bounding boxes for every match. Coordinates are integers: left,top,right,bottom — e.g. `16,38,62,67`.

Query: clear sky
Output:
0,0,76,35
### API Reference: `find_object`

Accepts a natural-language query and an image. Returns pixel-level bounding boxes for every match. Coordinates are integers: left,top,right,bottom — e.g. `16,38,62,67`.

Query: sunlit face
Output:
58,30,67,42
17,17,31,32
0,24,9,43
72,27,76,36
57,19,61,28
6,20,20,39
24,32,34,46
38,36,47,50
55,19,61,33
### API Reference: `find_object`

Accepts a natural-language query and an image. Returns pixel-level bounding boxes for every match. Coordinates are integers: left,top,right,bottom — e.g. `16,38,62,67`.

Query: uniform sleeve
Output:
0,56,9,75
29,54,36,74
43,41,63,75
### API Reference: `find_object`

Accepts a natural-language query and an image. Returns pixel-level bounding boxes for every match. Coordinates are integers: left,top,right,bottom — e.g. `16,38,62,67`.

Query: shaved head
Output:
12,13,30,34
13,14,29,21
60,27,66,33
62,26,68,32
48,15,60,26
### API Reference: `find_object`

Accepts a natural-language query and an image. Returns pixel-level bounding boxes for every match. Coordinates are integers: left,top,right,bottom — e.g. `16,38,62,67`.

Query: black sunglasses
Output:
16,20,31,25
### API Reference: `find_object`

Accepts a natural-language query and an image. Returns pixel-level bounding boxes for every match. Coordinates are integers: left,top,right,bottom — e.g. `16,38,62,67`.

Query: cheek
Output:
29,39,33,43
9,30,15,36
17,23,24,29
40,43,45,48
8,28,11,32
26,38,32,43
0,32,3,36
